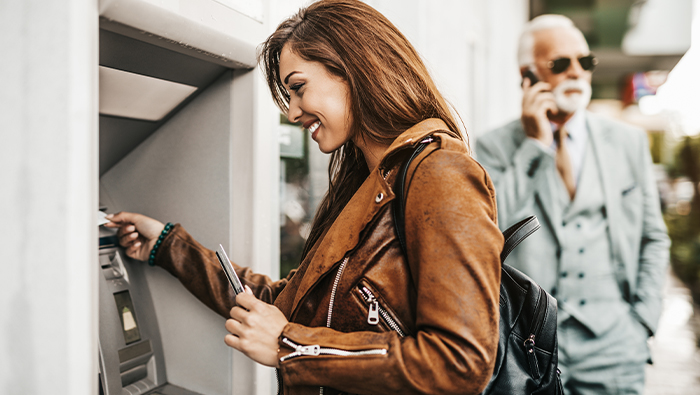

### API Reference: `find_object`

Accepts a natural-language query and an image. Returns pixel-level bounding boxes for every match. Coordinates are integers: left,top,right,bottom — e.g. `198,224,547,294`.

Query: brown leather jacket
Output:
155,119,503,395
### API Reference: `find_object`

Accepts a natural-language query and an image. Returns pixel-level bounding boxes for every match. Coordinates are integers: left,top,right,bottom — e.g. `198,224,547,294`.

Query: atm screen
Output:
113,291,141,344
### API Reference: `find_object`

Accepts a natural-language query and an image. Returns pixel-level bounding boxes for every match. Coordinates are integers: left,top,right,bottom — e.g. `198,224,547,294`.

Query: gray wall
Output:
0,0,99,394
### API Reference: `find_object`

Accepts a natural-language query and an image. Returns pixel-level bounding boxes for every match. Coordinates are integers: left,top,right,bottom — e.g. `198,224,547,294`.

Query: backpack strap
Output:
392,140,430,256
392,141,539,263
500,216,540,262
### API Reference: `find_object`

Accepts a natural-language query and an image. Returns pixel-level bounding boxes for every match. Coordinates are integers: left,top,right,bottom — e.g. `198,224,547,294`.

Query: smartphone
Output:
522,69,539,86
215,244,245,295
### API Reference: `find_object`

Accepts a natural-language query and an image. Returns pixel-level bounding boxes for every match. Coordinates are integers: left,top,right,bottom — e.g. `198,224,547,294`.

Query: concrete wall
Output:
0,0,99,394
367,0,528,139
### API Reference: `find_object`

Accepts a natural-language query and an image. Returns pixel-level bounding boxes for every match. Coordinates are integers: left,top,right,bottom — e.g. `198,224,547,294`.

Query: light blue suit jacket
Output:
475,111,670,336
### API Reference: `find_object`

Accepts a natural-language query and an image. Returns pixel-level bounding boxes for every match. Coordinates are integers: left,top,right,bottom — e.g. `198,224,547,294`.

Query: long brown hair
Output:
259,0,465,261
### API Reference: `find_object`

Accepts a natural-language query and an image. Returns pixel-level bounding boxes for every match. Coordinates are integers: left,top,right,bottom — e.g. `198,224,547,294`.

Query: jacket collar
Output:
289,119,451,318
379,118,452,169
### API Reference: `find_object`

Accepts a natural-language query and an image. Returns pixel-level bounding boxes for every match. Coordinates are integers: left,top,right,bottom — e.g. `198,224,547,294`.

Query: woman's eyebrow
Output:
284,71,299,85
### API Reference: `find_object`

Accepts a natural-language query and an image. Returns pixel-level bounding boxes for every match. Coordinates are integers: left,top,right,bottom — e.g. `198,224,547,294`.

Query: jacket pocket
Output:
355,280,410,337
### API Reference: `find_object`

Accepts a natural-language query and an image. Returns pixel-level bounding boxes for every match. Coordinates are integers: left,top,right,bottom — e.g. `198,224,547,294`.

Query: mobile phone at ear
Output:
216,244,245,295
522,69,539,86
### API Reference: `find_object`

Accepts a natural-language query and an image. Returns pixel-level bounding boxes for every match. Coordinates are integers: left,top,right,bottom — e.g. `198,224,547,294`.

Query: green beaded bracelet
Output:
148,222,174,266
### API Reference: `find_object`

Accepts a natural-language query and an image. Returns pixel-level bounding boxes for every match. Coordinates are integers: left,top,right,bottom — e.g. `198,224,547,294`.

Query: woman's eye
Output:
289,83,305,92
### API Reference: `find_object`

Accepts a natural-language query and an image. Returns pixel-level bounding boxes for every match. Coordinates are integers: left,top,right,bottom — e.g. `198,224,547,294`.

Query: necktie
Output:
555,127,576,200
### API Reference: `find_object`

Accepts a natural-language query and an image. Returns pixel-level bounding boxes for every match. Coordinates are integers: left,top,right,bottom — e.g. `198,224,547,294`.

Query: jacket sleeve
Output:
154,224,291,318
475,129,555,229
631,134,670,335
277,147,503,395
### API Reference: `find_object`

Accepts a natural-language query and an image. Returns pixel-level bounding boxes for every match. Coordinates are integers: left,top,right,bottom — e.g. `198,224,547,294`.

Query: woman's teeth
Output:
308,121,321,134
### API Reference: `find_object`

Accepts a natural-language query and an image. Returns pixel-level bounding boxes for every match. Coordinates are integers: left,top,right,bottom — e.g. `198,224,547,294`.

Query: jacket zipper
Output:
326,257,349,327
319,257,349,395
279,337,387,363
357,286,407,337
318,168,395,395
523,287,548,377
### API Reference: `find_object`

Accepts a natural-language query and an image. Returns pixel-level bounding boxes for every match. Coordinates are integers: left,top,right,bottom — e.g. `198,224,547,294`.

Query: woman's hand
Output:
225,286,289,368
103,212,165,261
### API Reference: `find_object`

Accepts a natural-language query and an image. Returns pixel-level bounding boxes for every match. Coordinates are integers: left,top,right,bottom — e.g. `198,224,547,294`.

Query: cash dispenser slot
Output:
118,340,152,387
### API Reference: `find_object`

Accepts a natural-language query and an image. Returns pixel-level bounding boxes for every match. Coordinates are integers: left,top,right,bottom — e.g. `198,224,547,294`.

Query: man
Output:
475,15,670,394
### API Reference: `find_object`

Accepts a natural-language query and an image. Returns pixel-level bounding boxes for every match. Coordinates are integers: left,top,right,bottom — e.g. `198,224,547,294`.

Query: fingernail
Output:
245,285,253,294
105,214,113,219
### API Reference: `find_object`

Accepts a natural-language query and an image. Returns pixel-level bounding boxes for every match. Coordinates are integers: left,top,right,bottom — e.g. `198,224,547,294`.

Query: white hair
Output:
517,15,584,67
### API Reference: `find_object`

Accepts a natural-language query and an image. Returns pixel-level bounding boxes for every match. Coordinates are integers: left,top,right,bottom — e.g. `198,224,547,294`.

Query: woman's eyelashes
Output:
289,82,305,94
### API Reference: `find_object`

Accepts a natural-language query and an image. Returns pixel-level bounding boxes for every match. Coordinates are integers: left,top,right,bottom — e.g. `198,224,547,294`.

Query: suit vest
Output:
553,139,629,335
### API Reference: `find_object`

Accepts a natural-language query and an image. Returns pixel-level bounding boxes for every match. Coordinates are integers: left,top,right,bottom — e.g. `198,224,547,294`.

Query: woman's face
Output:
279,45,353,154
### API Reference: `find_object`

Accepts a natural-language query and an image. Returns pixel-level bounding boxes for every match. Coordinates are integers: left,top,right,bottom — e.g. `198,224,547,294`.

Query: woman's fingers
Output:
224,333,241,350
225,317,244,334
119,231,139,247
224,299,287,367
229,305,249,322
116,224,136,238
234,291,260,312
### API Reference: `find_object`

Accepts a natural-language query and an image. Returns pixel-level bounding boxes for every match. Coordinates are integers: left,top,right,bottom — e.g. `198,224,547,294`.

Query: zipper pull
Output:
524,334,536,354
297,344,321,356
281,337,321,356
367,299,380,325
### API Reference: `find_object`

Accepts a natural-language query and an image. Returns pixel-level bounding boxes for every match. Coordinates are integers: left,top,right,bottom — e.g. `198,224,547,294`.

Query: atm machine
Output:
98,226,189,394
96,1,278,394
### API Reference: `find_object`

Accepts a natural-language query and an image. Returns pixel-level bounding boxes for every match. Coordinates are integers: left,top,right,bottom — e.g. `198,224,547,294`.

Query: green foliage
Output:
666,135,700,303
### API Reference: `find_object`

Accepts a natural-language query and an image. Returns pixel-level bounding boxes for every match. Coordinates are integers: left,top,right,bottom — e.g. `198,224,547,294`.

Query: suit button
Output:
556,248,562,259
551,287,557,296
578,272,585,278
576,223,581,229
562,221,566,227
579,248,585,254
561,271,568,278
375,193,384,203
580,299,586,306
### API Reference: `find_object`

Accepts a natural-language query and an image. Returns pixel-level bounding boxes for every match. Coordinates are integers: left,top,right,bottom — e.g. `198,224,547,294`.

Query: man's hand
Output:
225,286,289,368
521,78,557,146
103,212,165,261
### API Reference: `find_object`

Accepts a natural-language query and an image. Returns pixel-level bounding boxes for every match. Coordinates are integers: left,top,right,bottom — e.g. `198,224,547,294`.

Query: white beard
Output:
552,79,592,114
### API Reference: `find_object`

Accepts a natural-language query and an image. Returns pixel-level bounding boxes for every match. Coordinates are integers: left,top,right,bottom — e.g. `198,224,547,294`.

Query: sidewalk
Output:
645,270,700,394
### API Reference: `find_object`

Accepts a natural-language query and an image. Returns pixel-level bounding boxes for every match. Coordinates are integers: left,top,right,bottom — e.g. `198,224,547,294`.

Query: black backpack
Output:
392,140,563,394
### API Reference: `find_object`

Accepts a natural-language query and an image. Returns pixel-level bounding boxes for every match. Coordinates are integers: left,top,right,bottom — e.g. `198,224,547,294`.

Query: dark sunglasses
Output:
547,54,598,74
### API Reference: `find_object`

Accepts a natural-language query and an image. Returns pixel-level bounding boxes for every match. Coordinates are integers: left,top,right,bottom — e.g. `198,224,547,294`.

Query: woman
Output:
106,1,503,394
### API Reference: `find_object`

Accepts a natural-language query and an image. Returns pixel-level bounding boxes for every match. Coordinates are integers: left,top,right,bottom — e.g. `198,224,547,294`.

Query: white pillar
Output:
0,0,99,394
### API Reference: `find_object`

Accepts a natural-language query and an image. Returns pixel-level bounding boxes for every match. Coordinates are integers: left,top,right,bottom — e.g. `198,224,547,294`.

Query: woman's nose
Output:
287,97,303,123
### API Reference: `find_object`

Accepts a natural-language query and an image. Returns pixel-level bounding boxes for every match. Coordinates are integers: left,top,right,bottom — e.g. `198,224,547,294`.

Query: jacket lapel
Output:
288,119,451,317
587,113,624,277
517,122,562,246
289,168,395,316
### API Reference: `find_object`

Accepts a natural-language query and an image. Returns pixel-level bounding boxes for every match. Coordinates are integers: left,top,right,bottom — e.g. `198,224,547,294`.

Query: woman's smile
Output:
279,45,353,153
304,120,322,140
